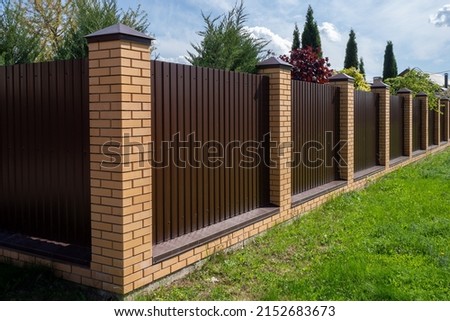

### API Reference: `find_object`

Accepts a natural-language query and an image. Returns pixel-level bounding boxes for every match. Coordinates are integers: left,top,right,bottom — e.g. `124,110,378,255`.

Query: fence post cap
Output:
329,73,354,82
85,23,154,45
257,57,292,70
371,78,389,89
397,88,412,94
416,91,428,97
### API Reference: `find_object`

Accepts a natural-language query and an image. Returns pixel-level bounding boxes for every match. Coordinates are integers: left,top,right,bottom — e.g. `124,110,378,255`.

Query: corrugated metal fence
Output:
291,81,340,195
151,61,270,244
412,98,422,152
0,60,91,247
429,109,436,146
354,91,379,172
441,105,447,142
390,95,404,160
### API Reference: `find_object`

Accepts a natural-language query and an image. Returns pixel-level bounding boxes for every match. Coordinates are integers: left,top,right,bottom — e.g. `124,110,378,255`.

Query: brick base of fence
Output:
1,24,450,296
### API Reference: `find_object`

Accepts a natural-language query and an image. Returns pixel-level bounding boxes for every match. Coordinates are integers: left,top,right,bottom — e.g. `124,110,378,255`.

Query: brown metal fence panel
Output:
390,95,404,160
151,61,270,244
412,98,422,151
441,106,447,142
0,60,90,247
354,91,379,172
429,109,435,146
291,81,340,195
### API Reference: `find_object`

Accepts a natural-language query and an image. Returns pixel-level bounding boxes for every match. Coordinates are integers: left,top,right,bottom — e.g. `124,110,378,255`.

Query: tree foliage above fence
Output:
0,0,151,64
0,0,40,65
385,69,441,109
187,1,269,73
339,67,370,91
280,47,333,84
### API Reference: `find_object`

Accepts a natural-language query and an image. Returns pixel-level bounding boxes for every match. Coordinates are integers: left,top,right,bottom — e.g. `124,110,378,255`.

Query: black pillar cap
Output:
85,23,154,46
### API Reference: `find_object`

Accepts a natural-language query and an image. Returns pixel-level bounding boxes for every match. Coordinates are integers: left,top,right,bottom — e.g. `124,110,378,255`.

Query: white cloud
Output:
319,22,342,42
244,26,291,55
430,4,450,27
157,56,189,64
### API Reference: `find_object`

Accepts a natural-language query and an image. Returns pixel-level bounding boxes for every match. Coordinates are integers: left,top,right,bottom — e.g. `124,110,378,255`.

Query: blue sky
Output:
119,0,450,84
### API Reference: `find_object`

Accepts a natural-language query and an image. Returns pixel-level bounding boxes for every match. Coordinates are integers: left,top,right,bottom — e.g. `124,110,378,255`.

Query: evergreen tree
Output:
187,1,269,73
0,0,40,65
55,0,150,60
383,41,398,80
301,5,321,55
292,23,300,50
344,29,358,69
359,57,365,79
0,0,150,63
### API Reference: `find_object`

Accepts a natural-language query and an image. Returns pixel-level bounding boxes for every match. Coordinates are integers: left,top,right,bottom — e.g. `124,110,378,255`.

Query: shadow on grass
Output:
0,262,114,300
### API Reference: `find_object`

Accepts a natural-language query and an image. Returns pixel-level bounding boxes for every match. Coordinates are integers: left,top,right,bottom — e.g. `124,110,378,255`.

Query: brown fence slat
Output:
0,59,90,247
412,98,422,151
354,91,378,172
441,105,447,142
390,95,404,160
291,81,340,195
429,109,436,146
151,61,270,244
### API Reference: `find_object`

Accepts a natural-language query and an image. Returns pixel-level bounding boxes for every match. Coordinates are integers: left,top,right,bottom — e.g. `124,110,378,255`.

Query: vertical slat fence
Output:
0,59,90,247
291,81,340,195
151,61,270,244
354,91,379,172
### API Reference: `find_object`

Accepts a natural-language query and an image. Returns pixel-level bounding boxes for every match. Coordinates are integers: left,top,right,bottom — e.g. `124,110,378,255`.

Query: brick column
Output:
257,57,292,213
329,74,355,182
86,24,153,294
417,92,428,150
371,79,390,168
435,99,441,145
398,88,413,157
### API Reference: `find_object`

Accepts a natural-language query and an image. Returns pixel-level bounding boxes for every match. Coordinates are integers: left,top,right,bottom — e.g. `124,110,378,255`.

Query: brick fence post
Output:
371,79,390,169
257,57,292,214
329,74,354,182
86,24,153,294
417,92,428,151
397,88,413,157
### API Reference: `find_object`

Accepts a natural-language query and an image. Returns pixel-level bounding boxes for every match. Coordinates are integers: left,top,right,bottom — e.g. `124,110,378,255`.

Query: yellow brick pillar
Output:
397,88,413,157
417,92,428,151
371,79,390,169
329,74,355,182
257,57,292,214
86,24,153,294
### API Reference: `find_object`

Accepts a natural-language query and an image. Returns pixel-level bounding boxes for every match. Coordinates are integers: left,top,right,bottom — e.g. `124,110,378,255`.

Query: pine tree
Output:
292,23,300,50
359,57,365,79
301,5,321,55
344,29,358,69
383,41,398,80
187,1,269,73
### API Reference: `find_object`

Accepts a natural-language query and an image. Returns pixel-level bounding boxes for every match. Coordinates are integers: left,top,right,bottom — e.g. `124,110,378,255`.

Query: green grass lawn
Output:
0,150,449,300
140,150,450,301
